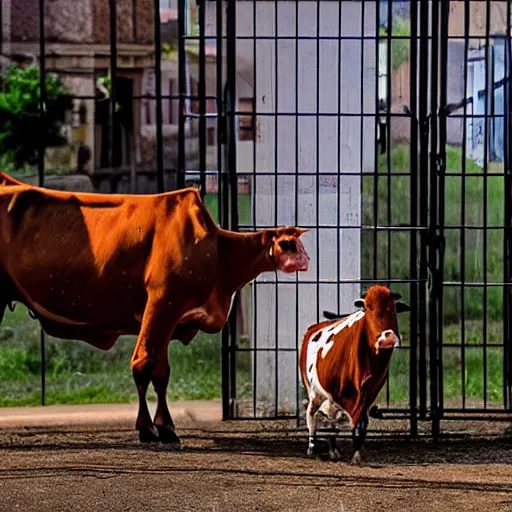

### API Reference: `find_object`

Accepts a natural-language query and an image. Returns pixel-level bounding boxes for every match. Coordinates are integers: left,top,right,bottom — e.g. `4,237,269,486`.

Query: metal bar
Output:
245,278,427,285
505,0,512,410
409,0,419,437
154,0,164,192
172,170,512,178
198,0,207,199
443,281,512,287
183,111,512,120
482,0,491,409
429,0,441,440
38,0,46,407
109,0,117,169
385,0,392,409
217,0,229,423
441,409,512,416
438,0,449,420
252,0,258,419
177,0,186,189
226,0,238,419
346,0,351,346
274,0,279,417
315,0,320,326
227,0,238,232
183,34,508,42
460,0,471,411
216,0,224,224
294,0,300,423
373,0,380,280
416,0,427,417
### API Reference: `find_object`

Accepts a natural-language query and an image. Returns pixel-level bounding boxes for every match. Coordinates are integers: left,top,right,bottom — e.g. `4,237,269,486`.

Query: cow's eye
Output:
279,240,296,252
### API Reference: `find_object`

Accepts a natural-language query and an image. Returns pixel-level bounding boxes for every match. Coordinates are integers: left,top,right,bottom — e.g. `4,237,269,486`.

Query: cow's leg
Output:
152,350,181,447
351,413,368,464
306,393,322,457
131,298,177,443
328,434,341,462
328,436,341,462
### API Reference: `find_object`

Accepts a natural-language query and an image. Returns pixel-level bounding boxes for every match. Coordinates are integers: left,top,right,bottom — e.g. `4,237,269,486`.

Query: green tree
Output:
0,65,72,168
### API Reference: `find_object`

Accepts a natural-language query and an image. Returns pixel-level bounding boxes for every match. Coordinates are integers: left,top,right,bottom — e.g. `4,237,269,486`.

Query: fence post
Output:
428,0,441,442
38,0,46,407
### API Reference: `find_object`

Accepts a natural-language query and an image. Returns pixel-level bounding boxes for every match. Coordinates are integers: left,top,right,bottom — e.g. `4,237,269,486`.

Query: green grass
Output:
0,304,223,406
203,193,252,226
378,322,505,406
363,143,507,407
1,306,504,407
362,144,505,323
380,17,412,72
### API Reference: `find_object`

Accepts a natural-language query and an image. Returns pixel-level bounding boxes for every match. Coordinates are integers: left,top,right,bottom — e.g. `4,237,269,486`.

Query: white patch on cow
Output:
304,310,365,423
316,399,350,425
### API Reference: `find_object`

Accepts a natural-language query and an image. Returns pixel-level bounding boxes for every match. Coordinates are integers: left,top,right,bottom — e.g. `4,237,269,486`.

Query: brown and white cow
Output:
0,172,310,446
299,285,410,463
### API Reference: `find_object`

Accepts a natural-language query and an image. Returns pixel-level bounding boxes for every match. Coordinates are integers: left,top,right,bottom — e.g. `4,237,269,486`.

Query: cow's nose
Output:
381,329,395,343
375,329,398,352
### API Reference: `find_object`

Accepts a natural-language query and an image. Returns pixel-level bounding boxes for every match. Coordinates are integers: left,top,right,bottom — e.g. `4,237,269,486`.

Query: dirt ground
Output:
1,403,512,512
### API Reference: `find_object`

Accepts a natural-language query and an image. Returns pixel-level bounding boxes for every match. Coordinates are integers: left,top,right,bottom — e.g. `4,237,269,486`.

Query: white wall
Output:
232,1,376,416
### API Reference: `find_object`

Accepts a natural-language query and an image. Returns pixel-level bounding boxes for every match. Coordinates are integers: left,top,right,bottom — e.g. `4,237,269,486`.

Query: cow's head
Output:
355,285,410,353
264,227,310,273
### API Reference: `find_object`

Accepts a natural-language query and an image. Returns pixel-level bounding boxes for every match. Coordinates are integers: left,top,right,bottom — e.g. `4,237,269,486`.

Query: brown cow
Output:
0,173,310,446
299,285,410,463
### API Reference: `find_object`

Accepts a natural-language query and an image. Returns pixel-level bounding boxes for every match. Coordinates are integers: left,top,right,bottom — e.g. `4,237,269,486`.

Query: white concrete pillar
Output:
235,1,376,416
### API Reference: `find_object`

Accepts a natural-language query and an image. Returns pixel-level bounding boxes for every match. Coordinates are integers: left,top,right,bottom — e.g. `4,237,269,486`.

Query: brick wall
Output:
9,0,39,42
92,0,154,45
46,0,93,43
8,0,154,45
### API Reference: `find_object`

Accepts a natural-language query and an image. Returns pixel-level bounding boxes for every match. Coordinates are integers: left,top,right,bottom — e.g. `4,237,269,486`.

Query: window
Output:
238,98,255,142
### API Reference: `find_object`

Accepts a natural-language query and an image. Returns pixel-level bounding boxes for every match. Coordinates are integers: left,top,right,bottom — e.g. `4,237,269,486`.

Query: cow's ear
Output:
292,227,309,237
391,292,402,302
396,301,412,313
354,299,365,309
281,226,309,238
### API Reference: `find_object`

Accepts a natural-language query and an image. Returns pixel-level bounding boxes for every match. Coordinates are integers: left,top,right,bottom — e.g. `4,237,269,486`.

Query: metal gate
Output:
187,0,512,435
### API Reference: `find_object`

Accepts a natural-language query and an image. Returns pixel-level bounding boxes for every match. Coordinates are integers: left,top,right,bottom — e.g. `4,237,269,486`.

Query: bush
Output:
0,65,72,169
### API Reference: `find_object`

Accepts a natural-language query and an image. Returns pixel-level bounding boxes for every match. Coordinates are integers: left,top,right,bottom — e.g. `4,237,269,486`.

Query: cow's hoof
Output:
138,426,160,443
307,446,316,458
351,451,362,465
156,425,182,449
328,448,341,462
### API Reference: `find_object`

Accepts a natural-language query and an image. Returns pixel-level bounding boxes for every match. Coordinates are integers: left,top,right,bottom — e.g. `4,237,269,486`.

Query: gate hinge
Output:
426,232,445,298
219,112,227,145
421,114,431,138
426,230,445,252
436,153,446,175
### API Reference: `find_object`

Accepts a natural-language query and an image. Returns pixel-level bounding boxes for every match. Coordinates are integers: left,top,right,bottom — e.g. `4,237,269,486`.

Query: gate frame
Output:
215,0,512,437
